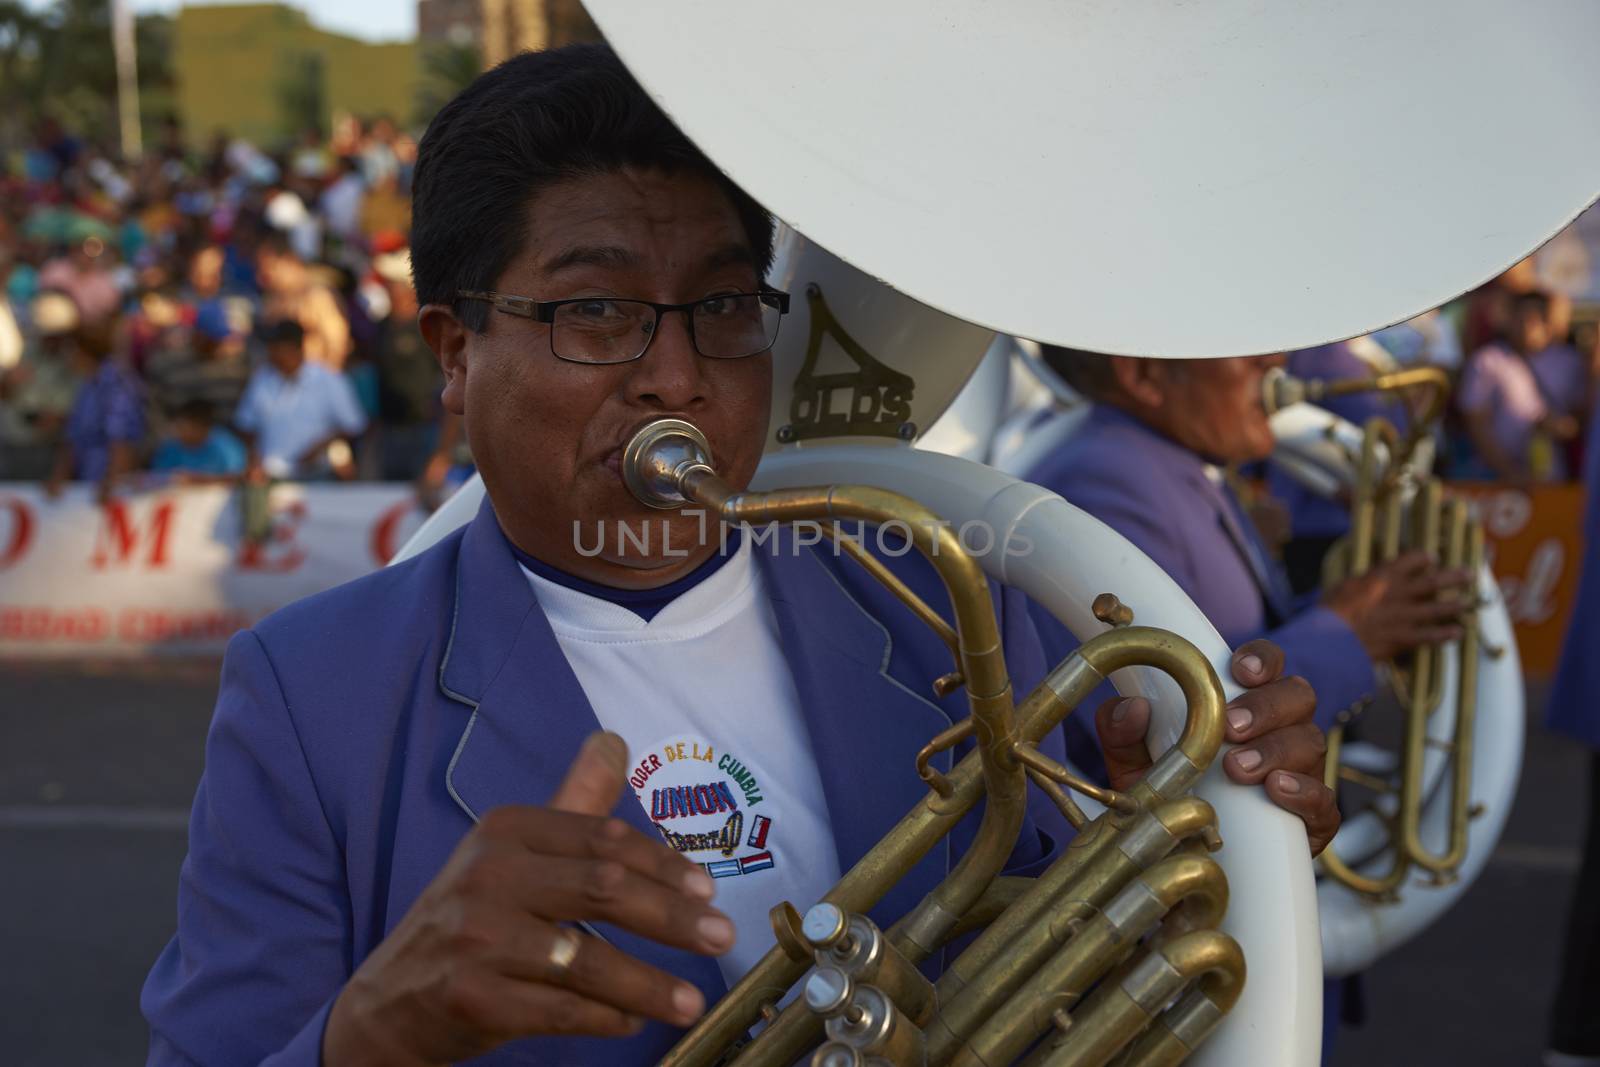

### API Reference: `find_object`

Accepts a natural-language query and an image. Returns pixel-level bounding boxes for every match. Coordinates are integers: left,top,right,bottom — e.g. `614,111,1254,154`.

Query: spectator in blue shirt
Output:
150,398,247,485
235,318,367,481
46,317,145,502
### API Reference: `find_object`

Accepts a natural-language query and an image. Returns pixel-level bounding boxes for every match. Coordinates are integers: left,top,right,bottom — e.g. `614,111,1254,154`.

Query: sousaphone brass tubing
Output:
1263,368,1483,898
620,419,1231,1067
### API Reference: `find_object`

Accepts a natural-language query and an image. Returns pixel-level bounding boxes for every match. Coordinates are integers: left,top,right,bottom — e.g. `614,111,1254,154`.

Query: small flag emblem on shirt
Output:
705,858,742,879
739,851,774,874
747,815,772,849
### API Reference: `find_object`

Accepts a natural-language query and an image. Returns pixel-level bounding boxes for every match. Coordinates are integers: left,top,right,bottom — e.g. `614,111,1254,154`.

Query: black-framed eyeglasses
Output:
456,289,791,365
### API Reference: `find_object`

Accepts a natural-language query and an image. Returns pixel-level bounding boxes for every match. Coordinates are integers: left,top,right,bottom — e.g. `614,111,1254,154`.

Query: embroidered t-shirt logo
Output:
628,735,776,879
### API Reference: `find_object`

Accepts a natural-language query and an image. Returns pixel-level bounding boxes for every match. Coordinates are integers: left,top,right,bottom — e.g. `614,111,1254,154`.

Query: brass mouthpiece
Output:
1261,367,1311,415
621,418,717,509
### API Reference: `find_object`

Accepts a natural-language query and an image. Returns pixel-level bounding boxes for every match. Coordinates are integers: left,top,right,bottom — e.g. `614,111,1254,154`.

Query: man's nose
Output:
626,309,708,411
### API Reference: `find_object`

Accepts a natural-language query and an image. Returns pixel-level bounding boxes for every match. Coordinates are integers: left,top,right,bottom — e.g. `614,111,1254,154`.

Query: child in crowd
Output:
1457,290,1590,483
149,398,246,484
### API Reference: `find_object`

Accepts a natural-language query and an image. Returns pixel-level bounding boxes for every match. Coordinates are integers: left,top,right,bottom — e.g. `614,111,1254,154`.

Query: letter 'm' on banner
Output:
91,500,177,569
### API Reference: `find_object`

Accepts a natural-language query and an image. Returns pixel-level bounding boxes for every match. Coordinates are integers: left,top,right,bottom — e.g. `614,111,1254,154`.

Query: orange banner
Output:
1453,481,1588,677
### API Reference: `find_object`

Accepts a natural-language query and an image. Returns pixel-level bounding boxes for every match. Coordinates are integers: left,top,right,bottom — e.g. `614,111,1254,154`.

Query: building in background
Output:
417,0,600,65
418,0,482,48
175,5,419,148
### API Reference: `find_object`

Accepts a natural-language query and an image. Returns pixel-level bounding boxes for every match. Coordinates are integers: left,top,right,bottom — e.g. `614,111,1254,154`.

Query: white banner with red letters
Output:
0,483,432,657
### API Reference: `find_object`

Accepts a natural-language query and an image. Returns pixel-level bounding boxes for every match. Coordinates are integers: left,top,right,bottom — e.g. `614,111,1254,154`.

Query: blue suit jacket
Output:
1024,404,1374,731
1547,409,1600,748
141,498,1071,1066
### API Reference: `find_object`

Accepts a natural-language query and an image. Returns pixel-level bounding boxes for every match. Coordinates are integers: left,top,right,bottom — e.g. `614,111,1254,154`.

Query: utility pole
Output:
110,0,141,160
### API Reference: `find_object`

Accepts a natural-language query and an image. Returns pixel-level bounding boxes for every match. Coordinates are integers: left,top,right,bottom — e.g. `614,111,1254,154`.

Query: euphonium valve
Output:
619,417,1248,1067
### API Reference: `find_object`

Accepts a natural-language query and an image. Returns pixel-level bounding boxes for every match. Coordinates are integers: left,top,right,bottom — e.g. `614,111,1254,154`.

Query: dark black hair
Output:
411,44,774,332
173,398,216,423
1510,289,1552,319
1039,344,1119,402
256,230,297,260
257,318,305,346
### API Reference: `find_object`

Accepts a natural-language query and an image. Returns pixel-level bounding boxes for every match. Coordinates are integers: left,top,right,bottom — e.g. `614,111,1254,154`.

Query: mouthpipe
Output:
1261,366,1452,424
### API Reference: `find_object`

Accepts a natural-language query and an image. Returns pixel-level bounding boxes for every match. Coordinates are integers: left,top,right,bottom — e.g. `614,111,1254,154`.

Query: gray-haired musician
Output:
142,45,1334,1066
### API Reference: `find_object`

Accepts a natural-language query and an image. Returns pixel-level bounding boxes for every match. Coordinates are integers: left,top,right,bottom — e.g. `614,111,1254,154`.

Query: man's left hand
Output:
1092,637,1339,855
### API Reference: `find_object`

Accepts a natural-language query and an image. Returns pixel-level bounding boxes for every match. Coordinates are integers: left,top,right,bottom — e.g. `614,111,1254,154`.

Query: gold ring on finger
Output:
547,927,581,978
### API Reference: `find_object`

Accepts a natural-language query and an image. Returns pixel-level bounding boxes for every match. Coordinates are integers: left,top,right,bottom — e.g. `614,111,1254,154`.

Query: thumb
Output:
1095,696,1153,793
550,731,630,816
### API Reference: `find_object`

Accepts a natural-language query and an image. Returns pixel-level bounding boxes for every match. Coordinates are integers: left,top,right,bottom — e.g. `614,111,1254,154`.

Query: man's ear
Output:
419,303,469,416
1108,354,1169,409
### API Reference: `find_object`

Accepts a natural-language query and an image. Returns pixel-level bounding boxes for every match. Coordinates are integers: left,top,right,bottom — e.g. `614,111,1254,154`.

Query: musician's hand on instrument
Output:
323,731,732,1067
1092,639,1340,855
1322,549,1472,662
1218,639,1339,855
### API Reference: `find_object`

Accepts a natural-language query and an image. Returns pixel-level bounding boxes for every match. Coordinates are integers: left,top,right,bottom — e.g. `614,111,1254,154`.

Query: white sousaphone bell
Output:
400,3,1600,1062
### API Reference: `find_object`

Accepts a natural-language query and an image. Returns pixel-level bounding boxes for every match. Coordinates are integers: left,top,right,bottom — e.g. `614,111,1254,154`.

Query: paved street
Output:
0,660,1585,1065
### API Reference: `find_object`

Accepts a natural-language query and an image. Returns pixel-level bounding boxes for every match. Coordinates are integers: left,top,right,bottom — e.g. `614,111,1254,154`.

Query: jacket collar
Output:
1082,402,1214,480
1084,404,1290,617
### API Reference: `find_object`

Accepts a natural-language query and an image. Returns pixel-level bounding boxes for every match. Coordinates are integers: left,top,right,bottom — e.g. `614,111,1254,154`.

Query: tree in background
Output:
276,49,327,142
0,0,176,157
413,40,479,129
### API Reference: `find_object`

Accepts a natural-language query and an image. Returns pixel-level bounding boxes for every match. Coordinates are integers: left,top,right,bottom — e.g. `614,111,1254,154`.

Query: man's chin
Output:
583,528,725,588
572,504,723,563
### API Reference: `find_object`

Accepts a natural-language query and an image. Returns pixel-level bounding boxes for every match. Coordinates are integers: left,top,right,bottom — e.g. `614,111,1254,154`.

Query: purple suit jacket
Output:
1024,404,1375,731
141,498,1070,1066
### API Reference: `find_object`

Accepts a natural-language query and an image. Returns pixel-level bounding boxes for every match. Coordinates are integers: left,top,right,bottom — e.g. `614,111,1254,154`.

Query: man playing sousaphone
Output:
1022,348,1472,733
142,46,1335,1065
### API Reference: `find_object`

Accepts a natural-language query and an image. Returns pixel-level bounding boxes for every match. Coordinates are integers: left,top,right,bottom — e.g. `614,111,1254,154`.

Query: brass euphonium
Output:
621,417,1245,1067
1262,366,1494,899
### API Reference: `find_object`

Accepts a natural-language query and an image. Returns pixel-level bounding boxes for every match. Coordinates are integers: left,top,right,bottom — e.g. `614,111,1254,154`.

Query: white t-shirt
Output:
522,542,842,986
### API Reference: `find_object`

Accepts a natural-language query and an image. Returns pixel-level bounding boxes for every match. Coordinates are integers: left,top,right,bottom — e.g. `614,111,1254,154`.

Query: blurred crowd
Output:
0,115,468,504
1352,255,1598,486
0,117,1596,509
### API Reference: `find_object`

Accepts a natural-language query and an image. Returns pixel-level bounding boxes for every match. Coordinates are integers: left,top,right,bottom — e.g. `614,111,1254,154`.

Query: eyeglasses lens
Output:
552,295,782,364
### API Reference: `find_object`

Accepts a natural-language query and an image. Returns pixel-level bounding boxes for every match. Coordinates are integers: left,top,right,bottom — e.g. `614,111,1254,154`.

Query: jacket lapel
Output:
1199,468,1293,623
438,497,727,1002
759,541,958,928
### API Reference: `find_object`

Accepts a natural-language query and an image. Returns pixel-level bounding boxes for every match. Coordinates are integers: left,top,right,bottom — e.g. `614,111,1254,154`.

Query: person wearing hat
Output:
0,291,81,479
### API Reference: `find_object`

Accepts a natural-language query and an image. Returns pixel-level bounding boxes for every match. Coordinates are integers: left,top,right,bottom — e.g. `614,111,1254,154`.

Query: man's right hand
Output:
1321,549,1472,663
322,732,734,1067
